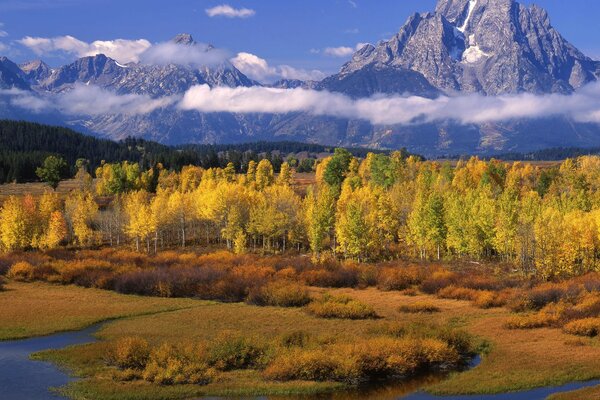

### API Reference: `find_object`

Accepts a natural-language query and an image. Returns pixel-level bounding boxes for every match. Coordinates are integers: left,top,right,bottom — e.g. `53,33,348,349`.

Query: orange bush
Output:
7,261,36,282
563,318,600,337
377,265,426,291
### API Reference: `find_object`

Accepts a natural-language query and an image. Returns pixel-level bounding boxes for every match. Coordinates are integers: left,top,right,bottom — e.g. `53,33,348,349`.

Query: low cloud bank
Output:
179,83,600,125
1,85,178,116
5,82,600,126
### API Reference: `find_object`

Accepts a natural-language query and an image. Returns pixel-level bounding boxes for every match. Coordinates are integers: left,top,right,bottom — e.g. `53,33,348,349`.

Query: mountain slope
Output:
0,57,31,90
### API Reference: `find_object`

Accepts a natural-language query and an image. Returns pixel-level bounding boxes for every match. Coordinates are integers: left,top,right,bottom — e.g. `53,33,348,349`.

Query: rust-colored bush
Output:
563,318,600,337
377,266,426,291
420,270,457,294
7,261,36,282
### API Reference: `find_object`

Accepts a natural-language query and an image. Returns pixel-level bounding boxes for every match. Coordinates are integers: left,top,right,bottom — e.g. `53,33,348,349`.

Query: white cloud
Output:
230,52,325,83
205,4,255,18
140,42,230,67
178,82,600,126
324,46,354,57
17,35,151,63
7,80,600,129
1,85,177,116
348,0,358,8
323,43,369,57
0,23,7,38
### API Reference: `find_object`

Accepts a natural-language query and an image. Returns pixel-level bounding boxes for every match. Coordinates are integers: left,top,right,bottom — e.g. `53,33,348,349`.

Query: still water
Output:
0,324,599,400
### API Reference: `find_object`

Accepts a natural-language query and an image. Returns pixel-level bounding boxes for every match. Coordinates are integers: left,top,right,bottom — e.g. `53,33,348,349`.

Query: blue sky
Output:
2,0,600,77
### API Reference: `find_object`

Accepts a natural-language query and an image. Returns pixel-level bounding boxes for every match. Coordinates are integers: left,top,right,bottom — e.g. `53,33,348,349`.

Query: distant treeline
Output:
492,147,600,161
0,120,408,184
443,147,600,162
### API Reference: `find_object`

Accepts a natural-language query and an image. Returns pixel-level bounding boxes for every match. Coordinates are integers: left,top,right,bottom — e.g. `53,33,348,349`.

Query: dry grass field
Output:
0,179,83,203
0,282,201,340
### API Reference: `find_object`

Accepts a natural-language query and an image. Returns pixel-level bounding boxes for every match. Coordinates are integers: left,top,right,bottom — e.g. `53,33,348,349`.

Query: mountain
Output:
1,3,600,156
342,0,600,95
318,64,440,98
0,57,30,90
19,60,52,84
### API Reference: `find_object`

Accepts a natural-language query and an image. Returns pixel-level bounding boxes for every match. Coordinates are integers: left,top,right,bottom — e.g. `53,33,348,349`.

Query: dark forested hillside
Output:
0,120,399,184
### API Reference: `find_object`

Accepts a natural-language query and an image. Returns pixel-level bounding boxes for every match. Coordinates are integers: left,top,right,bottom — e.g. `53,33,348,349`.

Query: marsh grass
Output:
305,294,379,320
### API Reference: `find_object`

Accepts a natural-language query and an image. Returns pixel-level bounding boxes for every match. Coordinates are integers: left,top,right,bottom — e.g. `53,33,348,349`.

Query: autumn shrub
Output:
7,261,36,282
299,261,360,288
207,333,267,371
420,270,457,294
50,259,120,288
142,343,214,385
437,285,481,301
377,266,426,291
274,267,298,281
567,292,600,320
246,280,311,307
398,302,440,314
504,302,569,329
263,336,461,384
0,276,5,290
306,294,378,320
263,348,339,382
378,322,473,356
279,330,311,348
471,291,508,309
108,337,151,370
508,282,582,312
0,252,51,275
563,318,600,337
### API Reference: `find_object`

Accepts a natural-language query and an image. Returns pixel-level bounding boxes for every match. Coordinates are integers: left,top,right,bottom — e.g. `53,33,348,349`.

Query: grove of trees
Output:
4,149,600,279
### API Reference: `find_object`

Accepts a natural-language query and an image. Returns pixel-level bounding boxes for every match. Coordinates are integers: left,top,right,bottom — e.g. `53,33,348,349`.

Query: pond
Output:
0,324,599,400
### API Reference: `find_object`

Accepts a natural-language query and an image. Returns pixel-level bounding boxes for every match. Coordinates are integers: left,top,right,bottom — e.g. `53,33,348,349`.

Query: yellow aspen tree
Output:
304,185,336,259
0,196,29,251
124,191,155,252
40,211,68,249
65,190,99,247
246,160,257,186
255,159,274,190
276,162,294,186
534,206,564,279
167,190,194,248
179,166,203,192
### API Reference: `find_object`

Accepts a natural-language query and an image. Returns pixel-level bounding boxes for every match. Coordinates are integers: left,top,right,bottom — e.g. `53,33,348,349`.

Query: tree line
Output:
4,149,600,279
0,120,402,184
